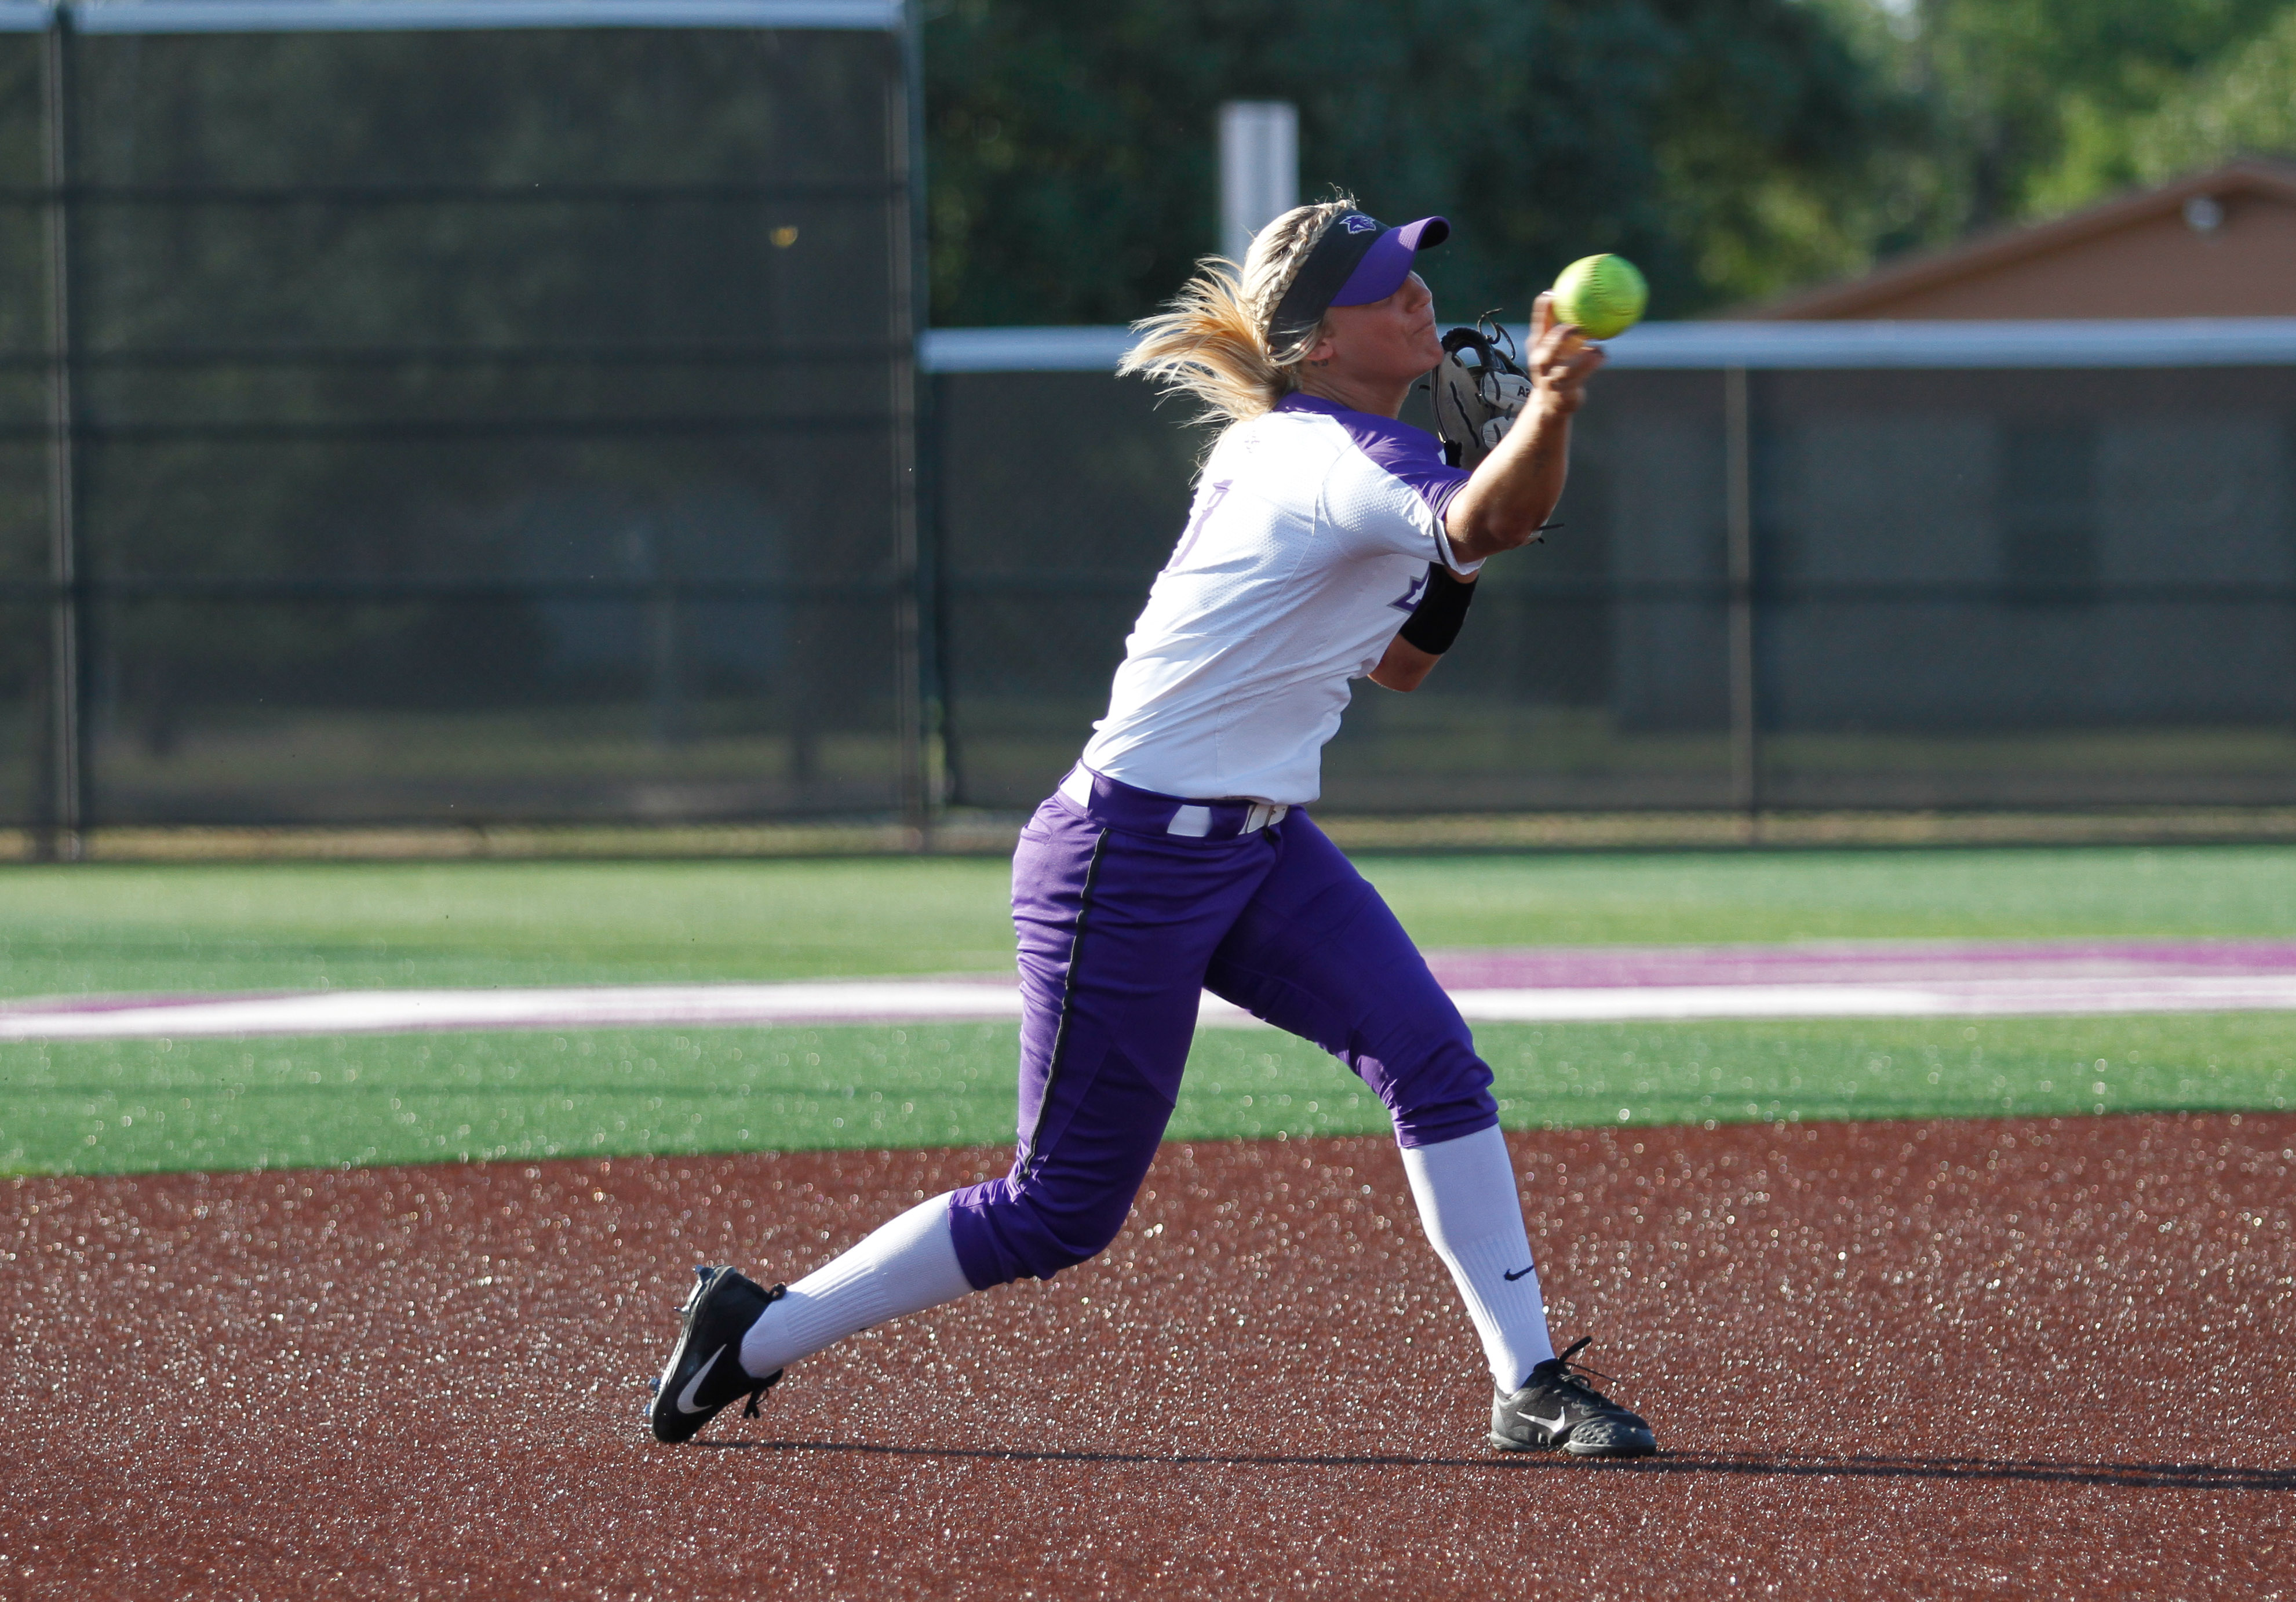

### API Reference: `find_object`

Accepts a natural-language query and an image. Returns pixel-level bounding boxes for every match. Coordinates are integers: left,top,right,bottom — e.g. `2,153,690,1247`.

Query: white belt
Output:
1162,800,1289,836
1058,767,1288,836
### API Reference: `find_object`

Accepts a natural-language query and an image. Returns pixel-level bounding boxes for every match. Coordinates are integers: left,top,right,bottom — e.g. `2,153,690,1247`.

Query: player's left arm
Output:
1368,566,1476,691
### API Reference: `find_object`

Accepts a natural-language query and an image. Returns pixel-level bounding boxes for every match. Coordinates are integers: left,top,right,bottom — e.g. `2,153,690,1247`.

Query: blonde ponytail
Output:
1118,198,1361,428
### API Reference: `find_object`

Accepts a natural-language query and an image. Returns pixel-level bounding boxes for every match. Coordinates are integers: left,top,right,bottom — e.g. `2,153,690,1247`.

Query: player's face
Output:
1317,272,1444,385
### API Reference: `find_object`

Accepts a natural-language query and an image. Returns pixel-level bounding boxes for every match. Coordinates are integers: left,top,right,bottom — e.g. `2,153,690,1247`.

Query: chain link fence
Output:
2,2,921,845
934,326,2296,816
5,6,2292,840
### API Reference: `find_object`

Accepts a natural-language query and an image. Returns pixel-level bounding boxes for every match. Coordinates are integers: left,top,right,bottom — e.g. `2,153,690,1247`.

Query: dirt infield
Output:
6,1115,2292,1600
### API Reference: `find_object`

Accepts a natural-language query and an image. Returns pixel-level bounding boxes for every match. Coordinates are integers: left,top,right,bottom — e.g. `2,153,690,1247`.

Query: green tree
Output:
1810,0,2294,234
925,0,1900,324
2124,5,2296,181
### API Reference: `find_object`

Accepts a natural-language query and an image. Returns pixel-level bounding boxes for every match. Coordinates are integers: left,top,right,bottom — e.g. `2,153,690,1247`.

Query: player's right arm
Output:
1440,293,1604,566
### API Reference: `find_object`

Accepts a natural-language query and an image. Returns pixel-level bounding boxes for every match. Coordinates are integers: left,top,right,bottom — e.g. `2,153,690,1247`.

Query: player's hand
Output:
1528,291,1606,417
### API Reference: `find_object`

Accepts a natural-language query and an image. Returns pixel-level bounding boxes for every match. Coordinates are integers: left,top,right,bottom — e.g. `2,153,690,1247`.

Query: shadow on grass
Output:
693,1439,2292,1491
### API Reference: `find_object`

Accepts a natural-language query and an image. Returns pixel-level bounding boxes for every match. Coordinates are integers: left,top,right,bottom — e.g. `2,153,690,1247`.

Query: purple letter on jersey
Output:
944,773,1499,1290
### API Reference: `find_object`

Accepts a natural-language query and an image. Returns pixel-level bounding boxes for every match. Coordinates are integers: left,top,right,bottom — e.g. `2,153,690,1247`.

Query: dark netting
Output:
14,13,2294,831
0,596,38,821
1746,367,2296,809
1,31,46,833
936,362,2296,815
84,592,896,823
0,439,40,580
16,21,911,829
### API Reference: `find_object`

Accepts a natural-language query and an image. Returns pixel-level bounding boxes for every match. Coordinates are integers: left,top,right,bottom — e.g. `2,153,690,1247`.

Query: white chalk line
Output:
5,973,2296,1040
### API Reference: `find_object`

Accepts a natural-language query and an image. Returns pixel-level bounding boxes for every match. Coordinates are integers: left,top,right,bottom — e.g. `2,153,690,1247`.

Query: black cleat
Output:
645,1265,785,1444
1489,1337,1658,1458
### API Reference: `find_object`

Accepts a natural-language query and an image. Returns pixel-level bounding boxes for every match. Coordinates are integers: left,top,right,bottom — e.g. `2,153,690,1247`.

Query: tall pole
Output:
1724,365,1758,833
39,11,83,864
888,2,931,847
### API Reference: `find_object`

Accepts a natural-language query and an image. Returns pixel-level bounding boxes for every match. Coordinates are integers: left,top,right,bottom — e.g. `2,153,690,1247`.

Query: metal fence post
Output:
920,367,960,813
1724,365,1758,830
890,0,932,848
37,9,84,863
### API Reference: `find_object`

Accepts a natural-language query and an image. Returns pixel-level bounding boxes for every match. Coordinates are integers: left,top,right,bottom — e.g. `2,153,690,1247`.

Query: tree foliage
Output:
1812,0,2296,235
2123,5,2296,183
924,0,1897,325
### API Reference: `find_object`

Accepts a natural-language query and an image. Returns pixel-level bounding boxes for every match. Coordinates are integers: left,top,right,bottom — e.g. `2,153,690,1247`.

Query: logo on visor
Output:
1343,214,1379,234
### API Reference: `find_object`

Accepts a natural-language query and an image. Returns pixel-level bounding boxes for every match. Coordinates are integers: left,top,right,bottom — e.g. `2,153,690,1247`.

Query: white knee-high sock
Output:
738,1192,976,1379
1399,1124,1556,1392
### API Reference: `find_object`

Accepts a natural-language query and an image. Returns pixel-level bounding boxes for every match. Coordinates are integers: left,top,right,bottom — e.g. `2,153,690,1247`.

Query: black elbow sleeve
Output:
1397,563,1477,655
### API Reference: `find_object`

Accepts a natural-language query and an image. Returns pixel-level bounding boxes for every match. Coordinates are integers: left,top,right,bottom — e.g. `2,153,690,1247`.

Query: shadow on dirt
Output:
697,1440,2292,1491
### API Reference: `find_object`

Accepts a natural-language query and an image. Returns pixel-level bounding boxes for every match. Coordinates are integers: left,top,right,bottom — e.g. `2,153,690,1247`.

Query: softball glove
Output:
1430,322,1532,469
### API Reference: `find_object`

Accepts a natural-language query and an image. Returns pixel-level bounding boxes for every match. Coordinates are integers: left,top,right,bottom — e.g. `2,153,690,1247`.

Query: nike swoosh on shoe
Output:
676,1346,727,1414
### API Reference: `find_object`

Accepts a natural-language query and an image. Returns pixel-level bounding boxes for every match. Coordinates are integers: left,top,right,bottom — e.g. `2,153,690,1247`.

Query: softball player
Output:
648,200,1657,1458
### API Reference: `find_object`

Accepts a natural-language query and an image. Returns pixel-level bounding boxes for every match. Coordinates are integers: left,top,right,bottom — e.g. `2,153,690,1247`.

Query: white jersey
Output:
1078,392,1478,804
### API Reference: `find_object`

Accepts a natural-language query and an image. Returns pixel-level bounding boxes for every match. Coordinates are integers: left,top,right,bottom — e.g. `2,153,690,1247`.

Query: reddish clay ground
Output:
5,1115,2292,1600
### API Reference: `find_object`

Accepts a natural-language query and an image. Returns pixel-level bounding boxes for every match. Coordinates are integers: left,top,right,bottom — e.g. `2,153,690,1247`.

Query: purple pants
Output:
945,769,1499,1290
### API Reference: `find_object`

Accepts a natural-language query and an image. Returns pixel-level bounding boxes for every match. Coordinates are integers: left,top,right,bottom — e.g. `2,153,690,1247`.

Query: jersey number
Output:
1166,480,1233,573
1389,570,1428,613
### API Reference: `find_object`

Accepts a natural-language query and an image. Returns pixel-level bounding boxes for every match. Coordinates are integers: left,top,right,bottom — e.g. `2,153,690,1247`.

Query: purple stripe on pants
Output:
946,775,1498,1291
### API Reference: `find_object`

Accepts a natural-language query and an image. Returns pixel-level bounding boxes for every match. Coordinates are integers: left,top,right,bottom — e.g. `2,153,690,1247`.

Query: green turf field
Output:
4,845,2294,999
4,845,2294,1175
5,1015,2288,1175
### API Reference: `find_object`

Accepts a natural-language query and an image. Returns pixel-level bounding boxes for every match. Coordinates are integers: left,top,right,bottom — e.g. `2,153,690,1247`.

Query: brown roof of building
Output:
1740,159,2296,321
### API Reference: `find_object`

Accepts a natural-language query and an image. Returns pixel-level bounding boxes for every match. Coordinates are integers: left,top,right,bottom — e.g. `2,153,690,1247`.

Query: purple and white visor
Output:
1266,213,1450,348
